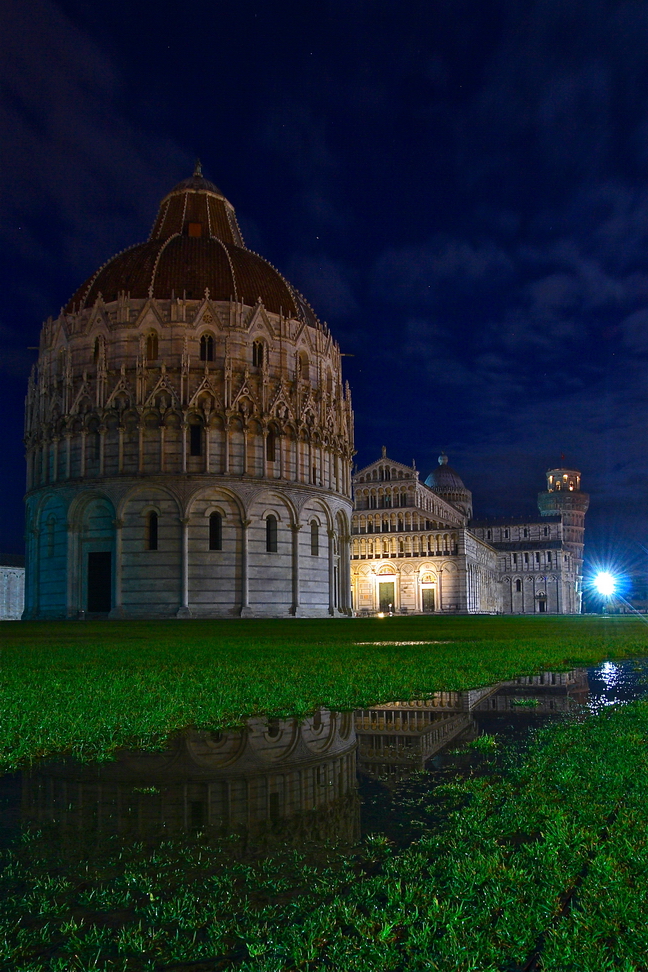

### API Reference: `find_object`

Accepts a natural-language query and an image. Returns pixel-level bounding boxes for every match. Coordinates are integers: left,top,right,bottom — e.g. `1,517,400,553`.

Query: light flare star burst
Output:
594,572,617,597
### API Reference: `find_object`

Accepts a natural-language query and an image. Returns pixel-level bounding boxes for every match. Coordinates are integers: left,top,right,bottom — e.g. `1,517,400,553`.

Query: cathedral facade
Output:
350,452,587,615
23,167,354,619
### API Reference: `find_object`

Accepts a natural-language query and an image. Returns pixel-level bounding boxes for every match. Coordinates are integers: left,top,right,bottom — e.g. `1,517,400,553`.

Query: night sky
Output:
2,0,648,579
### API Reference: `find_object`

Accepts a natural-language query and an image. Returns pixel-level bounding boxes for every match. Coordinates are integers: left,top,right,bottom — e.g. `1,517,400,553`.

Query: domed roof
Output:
65,163,320,327
425,453,468,492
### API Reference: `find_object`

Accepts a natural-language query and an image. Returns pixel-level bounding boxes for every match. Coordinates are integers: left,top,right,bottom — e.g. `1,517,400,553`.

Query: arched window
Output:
93,336,103,362
299,350,309,378
266,514,278,553
310,520,319,556
200,333,214,362
266,429,276,462
146,332,158,361
515,579,522,592
147,511,158,551
209,512,222,551
189,423,202,457
252,340,264,367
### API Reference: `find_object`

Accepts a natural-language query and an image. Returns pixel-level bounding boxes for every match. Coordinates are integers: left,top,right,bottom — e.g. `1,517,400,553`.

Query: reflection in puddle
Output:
14,660,648,853
4,659,648,967
22,710,360,853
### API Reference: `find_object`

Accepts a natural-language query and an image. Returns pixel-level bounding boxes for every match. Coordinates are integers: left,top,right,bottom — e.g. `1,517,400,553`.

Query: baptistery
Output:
24,166,354,618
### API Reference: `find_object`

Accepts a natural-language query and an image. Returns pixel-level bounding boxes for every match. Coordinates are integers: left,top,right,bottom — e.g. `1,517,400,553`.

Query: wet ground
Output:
2,657,648,861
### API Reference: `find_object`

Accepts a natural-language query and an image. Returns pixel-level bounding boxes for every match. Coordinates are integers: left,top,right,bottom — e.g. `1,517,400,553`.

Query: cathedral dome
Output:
24,164,354,622
65,163,319,326
425,453,472,518
425,453,466,491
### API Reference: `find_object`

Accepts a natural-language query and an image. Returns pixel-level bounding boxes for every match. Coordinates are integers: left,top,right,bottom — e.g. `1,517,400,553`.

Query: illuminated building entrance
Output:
378,581,395,612
422,588,435,612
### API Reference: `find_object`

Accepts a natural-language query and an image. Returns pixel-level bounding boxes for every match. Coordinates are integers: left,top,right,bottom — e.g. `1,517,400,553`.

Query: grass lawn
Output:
1,613,648,768
3,686,648,969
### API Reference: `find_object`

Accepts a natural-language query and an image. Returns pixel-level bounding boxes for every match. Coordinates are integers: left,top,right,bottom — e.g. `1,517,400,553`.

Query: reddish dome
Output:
65,163,320,326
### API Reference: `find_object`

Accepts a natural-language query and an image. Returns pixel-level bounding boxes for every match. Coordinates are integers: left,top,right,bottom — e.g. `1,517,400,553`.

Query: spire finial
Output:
194,158,203,177
439,452,449,466
381,445,387,458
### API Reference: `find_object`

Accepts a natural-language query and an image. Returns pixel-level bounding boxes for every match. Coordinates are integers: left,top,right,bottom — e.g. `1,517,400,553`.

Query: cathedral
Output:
22,166,586,618
351,452,588,615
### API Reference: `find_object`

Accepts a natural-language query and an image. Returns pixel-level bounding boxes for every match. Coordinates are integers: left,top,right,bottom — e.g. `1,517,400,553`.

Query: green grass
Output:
4,698,648,970
2,614,648,768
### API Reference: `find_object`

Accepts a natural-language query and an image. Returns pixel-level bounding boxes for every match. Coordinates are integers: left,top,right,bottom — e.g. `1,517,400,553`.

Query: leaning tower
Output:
537,466,589,611
23,165,354,619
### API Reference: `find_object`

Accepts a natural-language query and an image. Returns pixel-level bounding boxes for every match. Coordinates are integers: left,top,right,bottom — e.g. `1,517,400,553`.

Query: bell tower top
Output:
545,467,581,493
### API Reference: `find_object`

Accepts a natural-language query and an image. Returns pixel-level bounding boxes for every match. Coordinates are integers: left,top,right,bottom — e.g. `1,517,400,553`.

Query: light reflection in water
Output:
6,660,648,854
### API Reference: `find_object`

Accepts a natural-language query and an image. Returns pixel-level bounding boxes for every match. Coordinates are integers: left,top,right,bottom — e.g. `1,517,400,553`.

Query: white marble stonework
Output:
351,452,586,615
24,167,353,618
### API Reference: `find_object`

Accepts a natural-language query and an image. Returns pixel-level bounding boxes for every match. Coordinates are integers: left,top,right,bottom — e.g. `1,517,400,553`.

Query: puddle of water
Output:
354,640,453,645
3,657,648,961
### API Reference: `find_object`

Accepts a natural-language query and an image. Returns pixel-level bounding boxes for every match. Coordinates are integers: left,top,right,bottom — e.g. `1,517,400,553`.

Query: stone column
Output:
118,426,124,474
262,429,268,479
205,425,210,473
437,569,443,613
291,524,302,616
340,533,351,614
52,437,59,483
41,440,48,484
66,520,77,618
80,431,87,479
224,424,230,474
99,428,106,477
109,517,125,618
240,517,252,616
279,433,285,479
328,529,336,616
160,424,166,473
138,423,145,475
176,516,191,617
243,427,249,476
30,527,40,619
181,422,188,474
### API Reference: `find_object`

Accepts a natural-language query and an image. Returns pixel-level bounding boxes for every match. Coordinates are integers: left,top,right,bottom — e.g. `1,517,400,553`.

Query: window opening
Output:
252,340,264,367
200,334,214,361
209,512,222,551
310,520,319,556
266,515,278,552
146,332,158,361
190,424,202,456
147,511,158,551
266,430,276,462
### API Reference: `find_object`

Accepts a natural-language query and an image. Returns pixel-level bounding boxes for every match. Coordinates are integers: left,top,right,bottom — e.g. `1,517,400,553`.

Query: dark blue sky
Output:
2,0,648,574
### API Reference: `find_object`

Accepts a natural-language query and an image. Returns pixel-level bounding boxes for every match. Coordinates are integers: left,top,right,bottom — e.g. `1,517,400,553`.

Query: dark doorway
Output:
422,588,435,612
538,599,547,614
87,552,112,612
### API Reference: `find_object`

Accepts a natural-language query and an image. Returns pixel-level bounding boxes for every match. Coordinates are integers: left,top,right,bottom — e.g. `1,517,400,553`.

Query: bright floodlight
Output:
594,572,616,597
